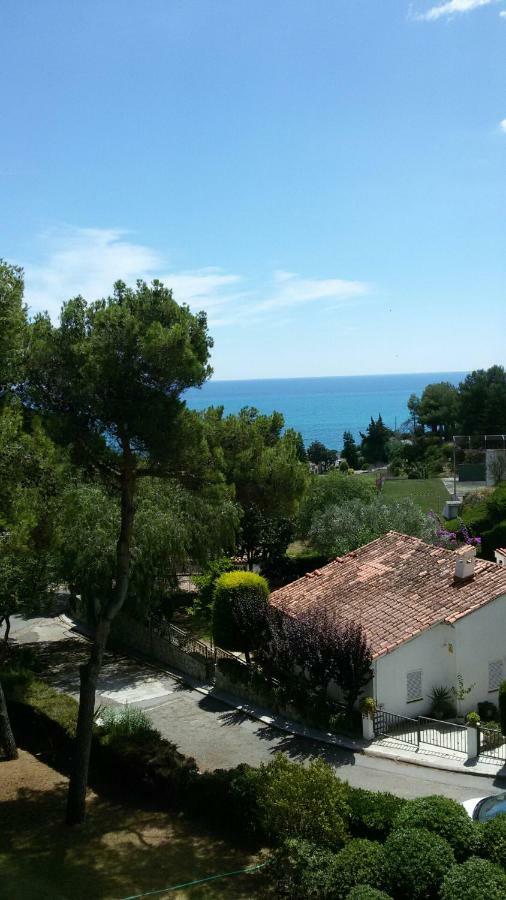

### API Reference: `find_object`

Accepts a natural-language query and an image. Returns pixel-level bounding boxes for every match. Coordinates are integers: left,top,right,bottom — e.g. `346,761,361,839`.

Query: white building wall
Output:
453,593,506,715
374,623,456,718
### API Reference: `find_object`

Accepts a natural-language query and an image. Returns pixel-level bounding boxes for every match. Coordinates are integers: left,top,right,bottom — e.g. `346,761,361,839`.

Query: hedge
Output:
347,788,406,841
347,889,393,900
330,838,386,898
383,827,455,899
392,795,478,861
256,754,349,849
440,857,506,899
481,815,506,869
274,838,341,899
212,570,269,652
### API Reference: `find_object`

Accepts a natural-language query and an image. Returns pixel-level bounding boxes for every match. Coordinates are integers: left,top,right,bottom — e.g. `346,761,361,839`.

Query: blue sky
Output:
1,0,505,379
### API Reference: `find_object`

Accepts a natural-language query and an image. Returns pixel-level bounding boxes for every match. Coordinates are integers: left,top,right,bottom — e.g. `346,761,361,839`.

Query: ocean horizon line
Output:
200,369,468,386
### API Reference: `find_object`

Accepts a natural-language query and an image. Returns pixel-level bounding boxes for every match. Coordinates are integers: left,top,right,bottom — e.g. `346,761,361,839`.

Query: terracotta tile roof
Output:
270,532,506,659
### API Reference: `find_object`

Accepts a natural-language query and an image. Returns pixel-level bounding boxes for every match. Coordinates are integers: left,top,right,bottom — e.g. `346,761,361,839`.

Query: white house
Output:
270,532,506,718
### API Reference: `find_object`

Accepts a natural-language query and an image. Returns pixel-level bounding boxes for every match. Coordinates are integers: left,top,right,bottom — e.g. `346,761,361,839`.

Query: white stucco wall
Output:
453,593,506,715
374,622,456,718
374,593,506,718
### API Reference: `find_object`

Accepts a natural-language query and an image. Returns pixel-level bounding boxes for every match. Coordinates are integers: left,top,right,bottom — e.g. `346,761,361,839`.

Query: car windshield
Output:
475,792,506,823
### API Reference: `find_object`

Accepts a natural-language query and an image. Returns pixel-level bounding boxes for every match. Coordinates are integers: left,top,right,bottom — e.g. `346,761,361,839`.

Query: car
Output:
463,790,506,822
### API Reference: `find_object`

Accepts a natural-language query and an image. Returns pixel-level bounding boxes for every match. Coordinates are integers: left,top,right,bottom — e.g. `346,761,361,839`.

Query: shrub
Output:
347,788,406,841
359,697,377,717
257,755,349,849
212,571,269,657
477,700,498,722
183,763,264,840
347,889,393,900
499,681,506,736
99,705,158,740
330,838,386,898
429,685,456,720
392,795,477,861
440,857,506,899
274,838,340,899
481,814,506,868
383,827,455,899
465,711,480,728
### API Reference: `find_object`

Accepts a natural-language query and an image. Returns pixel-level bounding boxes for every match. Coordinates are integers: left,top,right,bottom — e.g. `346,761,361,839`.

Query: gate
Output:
418,716,467,755
373,709,420,747
479,726,506,763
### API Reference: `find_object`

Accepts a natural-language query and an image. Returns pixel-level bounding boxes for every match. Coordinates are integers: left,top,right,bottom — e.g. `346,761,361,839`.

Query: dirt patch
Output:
0,751,271,899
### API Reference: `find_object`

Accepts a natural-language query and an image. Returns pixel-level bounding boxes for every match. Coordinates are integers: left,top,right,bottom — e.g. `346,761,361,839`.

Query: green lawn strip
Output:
380,478,449,514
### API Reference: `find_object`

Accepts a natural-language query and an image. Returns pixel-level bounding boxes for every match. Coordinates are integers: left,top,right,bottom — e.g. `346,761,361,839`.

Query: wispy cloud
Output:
500,119,506,132
416,0,500,21
24,226,370,328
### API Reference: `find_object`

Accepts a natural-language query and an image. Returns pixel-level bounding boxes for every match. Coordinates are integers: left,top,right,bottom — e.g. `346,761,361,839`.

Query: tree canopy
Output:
360,416,393,464
298,470,375,538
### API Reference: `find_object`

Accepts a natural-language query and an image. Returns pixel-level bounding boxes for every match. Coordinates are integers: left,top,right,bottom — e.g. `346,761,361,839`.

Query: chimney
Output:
454,545,476,582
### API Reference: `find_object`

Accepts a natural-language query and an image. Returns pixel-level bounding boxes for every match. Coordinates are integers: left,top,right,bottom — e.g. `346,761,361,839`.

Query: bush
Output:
481,814,506,868
383,827,455,899
347,889,393,900
499,681,506,736
99,704,158,740
477,700,498,722
257,755,349,849
393,795,478,861
212,570,269,654
440,857,506,899
330,838,386,898
347,788,406,841
274,838,340,899
183,763,264,840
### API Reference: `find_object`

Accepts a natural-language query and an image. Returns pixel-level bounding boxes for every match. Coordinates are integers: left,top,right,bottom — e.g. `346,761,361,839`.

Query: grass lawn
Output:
0,751,271,900
380,477,450,515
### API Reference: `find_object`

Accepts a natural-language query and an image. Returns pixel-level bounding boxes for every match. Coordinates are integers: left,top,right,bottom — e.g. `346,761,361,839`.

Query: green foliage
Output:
298,470,375,538
0,259,26,394
273,838,341,899
429,685,456,720
383,827,455,899
458,366,506,436
342,431,360,469
330,838,386,898
307,440,338,471
237,504,295,570
466,712,480,728
393,796,478,861
477,700,497,722
347,888,393,900
347,788,406,841
360,416,393,464
418,382,459,436
99,705,158,741
212,570,269,653
194,557,236,612
480,814,506,869
256,755,349,849
2,668,79,737
440,857,506,899
499,681,506,736
308,496,437,558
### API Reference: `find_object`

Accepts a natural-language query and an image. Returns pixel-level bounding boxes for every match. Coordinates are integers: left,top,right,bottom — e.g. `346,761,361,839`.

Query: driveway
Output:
8,614,506,803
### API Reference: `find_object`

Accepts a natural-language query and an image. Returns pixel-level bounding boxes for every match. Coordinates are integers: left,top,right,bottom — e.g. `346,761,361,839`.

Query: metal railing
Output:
418,716,467,755
374,709,420,746
150,617,245,667
479,726,506,762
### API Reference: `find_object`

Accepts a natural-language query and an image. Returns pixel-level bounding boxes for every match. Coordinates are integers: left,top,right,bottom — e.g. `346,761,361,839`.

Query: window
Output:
407,669,423,703
488,660,504,693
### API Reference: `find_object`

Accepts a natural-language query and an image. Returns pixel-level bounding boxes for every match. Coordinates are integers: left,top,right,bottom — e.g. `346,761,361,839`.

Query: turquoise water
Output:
185,372,466,449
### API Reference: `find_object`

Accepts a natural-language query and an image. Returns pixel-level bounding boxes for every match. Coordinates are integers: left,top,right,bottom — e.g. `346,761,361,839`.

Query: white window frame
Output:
488,659,504,693
406,669,423,703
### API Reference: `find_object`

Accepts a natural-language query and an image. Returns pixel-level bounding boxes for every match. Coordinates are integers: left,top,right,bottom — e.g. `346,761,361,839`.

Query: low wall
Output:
215,666,305,725
70,600,211,683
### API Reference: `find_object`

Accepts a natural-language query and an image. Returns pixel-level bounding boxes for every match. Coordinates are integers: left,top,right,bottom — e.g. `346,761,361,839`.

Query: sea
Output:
185,372,466,450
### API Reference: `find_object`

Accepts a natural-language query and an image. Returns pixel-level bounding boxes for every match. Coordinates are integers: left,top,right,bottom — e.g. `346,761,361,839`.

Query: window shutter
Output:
407,669,423,702
488,660,504,692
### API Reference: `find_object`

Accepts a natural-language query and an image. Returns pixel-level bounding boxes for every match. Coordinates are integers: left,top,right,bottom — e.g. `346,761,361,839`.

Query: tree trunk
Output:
0,677,18,760
66,466,136,826
1,615,11,643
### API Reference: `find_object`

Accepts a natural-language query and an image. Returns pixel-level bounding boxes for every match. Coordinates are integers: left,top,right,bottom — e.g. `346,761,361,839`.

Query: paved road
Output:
9,615,506,803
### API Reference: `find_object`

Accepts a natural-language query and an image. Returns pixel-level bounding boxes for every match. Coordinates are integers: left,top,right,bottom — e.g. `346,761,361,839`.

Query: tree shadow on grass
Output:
0,783,271,900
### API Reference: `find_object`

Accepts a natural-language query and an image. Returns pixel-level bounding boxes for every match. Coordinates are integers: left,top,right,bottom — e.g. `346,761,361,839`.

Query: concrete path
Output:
8,615,506,804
